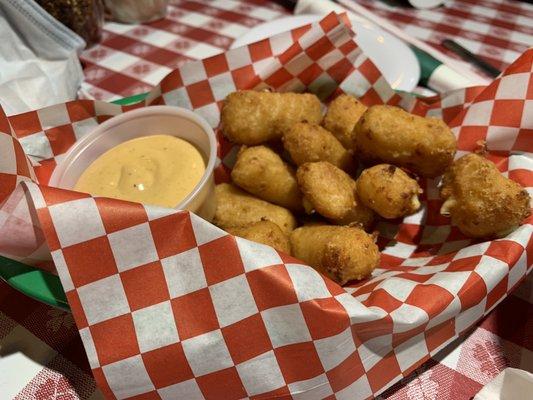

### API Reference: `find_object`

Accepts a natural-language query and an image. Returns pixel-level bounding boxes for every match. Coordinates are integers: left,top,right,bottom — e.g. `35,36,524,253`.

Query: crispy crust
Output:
231,145,303,212
282,122,355,173
357,164,422,219
290,225,379,284
225,220,291,253
213,183,297,235
354,105,457,177
296,161,374,228
440,153,531,238
323,94,367,149
221,91,322,145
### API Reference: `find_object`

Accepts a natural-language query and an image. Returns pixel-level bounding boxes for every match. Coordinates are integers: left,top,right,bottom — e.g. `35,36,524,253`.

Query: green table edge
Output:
0,92,148,311
0,255,69,310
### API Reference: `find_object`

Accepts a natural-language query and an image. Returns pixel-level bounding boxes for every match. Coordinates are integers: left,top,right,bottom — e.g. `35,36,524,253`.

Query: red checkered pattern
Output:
2,274,530,400
80,0,532,102
0,13,532,400
79,0,288,101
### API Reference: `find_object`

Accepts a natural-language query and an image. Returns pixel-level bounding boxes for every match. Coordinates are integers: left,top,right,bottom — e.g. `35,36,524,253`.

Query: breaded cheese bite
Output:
357,164,422,219
440,153,530,238
323,94,367,149
231,146,303,212
296,161,374,228
283,122,355,173
213,183,297,235
290,225,379,284
225,220,291,253
221,90,322,145
354,105,456,177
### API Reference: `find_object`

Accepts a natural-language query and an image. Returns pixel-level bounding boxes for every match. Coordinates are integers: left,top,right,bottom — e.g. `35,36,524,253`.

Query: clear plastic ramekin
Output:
49,106,217,221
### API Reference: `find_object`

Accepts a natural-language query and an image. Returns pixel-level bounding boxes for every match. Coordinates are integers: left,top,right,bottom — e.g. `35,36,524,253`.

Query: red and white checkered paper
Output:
0,13,532,400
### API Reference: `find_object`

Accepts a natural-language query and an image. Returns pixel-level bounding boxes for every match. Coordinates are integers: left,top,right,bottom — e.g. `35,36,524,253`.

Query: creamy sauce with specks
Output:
74,135,205,208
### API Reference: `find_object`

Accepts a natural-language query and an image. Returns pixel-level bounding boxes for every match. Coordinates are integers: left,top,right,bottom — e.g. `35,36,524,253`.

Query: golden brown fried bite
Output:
323,94,367,149
225,221,291,253
213,183,297,235
296,162,374,228
290,225,379,284
440,154,531,238
354,105,457,177
231,146,303,211
282,122,355,173
221,90,322,145
357,164,422,219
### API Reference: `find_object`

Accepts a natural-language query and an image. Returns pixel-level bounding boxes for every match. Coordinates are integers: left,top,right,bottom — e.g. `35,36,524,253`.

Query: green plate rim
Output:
0,92,149,310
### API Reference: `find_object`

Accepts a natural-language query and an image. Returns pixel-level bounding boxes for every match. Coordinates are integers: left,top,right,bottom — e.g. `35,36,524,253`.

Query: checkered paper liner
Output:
1,13,532,400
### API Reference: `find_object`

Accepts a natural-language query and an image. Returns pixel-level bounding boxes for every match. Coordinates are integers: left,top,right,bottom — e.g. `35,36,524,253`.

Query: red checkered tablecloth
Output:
78,0,533,102
350,0,533,74
1,1,532,399
79,0,289,101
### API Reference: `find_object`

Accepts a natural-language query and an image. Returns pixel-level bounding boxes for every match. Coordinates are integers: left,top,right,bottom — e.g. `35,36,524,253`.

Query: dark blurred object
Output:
442,39,501,78
364,0,445,8
36,0,104,48
273,0,298,10
104,0,168,23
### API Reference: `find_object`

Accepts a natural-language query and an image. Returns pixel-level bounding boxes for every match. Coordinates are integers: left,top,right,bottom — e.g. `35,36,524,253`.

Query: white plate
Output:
231,15,420,92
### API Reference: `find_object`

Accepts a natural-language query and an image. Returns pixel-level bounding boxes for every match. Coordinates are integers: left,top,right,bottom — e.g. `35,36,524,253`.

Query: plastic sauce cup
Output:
49,106,217,221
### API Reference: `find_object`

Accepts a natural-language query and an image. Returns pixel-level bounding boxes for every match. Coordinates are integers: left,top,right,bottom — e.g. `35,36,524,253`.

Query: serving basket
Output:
0,13,531,400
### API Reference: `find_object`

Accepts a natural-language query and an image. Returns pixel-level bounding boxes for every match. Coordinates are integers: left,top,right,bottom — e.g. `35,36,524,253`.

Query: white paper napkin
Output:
0,0,85,115
474,368,533,400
